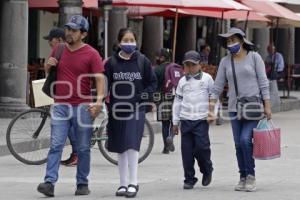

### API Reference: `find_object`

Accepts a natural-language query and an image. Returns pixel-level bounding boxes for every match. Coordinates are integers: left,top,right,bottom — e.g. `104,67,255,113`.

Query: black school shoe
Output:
37,182,54,197
202,173,212,186
116,186,127,197
75,184,90,196
183,178,198,190
125,184,139,198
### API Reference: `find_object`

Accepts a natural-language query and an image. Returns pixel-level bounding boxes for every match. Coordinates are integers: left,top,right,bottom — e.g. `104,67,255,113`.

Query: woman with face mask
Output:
208,28,271,192
104,28,157,198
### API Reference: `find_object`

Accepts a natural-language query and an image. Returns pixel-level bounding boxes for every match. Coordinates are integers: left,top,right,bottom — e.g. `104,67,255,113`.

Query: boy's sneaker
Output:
234,177,246,191
162,148,170,154
166,136,175,152
75,184,90,195
183,178,198,190
37,182,54,197
61,153,78,166
202,173,212,186
245,175,256,192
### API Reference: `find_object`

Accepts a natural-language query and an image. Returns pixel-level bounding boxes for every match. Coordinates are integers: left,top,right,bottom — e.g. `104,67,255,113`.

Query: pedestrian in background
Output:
265,44,283,109
154,48,176,154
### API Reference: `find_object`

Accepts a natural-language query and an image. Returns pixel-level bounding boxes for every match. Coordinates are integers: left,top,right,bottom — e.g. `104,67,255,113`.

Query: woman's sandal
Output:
115,186,127,197
125,184,139,198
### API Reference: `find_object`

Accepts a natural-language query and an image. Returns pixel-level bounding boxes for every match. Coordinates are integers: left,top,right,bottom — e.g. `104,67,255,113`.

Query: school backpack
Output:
164,63,184,94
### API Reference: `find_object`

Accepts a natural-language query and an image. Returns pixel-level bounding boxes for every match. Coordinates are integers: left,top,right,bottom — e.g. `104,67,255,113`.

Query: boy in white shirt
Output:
172,50,214,189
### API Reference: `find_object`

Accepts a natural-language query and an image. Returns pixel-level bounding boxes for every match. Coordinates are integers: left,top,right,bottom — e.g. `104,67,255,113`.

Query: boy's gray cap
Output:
182,50,201,64
218,27,254,49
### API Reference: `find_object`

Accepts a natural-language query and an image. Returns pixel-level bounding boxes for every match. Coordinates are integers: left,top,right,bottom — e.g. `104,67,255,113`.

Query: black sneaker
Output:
183,183,194,190
162,148,170,154
37,182,54,197
75,184,90,196
202,173,212,186
166,137,175,152
183,178,198,190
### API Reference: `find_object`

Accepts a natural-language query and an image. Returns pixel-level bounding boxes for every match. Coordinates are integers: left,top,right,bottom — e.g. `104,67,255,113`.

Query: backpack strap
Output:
137,52,146,79
54,43,65,63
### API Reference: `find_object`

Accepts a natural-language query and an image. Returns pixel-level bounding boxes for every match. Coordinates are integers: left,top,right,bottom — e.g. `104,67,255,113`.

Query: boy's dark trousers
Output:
180,119,213,185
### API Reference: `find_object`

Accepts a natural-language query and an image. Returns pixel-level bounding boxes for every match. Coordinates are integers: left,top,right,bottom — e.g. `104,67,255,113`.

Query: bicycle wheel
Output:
98,119,155,165
6,108,51,165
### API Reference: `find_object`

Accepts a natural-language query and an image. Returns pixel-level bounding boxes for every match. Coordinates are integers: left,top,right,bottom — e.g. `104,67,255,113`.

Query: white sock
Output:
127,149,139,192
118,151,128,191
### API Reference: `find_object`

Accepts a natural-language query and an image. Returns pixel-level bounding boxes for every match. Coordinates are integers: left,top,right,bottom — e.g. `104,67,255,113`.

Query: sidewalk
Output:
1,90,300,157
0,109,299,200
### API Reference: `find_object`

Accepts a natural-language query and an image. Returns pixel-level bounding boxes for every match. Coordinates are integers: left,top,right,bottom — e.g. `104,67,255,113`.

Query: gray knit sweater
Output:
211,51,270,112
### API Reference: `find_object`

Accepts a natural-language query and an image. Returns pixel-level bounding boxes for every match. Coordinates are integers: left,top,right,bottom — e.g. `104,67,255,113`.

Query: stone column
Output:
295,28,300,64
108,7,127,56
142,16,163,64
0,0,29,117
176,17,197,63
253,28,270,59
58,0,83,27
276,28,295,66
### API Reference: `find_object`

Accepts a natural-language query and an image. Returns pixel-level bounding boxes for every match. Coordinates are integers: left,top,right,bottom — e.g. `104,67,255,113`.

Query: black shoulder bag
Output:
231,55,264,120
42,43,65,98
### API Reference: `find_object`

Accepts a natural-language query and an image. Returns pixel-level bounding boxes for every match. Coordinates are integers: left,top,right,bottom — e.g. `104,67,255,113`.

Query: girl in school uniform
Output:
104,28,157,198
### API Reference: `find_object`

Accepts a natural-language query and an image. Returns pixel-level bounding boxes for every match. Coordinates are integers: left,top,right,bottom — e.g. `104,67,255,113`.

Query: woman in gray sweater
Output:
209,28,272,192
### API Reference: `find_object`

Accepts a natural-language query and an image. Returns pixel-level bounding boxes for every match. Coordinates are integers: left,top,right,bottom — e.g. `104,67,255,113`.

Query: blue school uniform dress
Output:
104,51,157,153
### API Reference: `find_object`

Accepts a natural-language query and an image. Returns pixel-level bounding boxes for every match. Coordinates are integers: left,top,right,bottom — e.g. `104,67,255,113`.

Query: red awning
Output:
28,0,100,16
127,6,269,22
239,0,300,20
113,0,250,10
29,0,98,8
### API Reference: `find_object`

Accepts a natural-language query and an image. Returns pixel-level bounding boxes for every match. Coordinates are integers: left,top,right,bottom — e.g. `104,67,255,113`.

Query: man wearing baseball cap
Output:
172,50,214,190
37,15,105,197
43,27,65,49
44,27,79,167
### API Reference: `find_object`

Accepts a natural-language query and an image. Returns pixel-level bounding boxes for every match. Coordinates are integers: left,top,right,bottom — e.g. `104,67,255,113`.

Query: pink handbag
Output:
253,120,281,160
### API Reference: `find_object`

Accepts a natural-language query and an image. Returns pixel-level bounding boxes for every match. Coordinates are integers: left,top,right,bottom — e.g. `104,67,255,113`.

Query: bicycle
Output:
6,105,154,165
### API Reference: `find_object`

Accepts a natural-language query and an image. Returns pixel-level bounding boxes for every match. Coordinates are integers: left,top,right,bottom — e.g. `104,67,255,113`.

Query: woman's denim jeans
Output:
229,112,259,177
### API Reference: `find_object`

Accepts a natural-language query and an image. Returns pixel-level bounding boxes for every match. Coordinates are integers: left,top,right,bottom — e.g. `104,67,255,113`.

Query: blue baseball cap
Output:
64,15,89,32
43,27,65,40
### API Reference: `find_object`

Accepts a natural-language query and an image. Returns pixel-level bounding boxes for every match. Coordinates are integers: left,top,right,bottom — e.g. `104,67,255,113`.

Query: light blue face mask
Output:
227,42,241,54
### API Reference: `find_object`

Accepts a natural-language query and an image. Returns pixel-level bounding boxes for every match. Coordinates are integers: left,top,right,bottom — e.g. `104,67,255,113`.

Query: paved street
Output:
0,109,299,200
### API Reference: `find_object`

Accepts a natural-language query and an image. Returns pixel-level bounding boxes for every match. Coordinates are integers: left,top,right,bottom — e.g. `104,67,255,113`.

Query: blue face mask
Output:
120,42,137,54
227,42,241,54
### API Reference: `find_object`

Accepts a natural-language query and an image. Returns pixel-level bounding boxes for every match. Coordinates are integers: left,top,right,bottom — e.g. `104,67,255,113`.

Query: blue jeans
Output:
44,104,93,185
229,112,258,177
68,126,77,154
